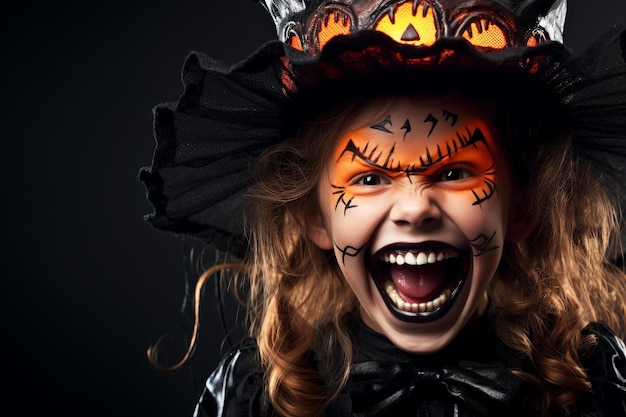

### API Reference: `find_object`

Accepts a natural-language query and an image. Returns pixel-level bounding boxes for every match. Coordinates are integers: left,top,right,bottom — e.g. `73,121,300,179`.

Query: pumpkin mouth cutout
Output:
368,242,469,322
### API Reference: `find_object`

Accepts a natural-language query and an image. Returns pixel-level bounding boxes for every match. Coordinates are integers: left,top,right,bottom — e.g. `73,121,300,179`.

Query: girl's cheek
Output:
332,198,376,226
331,198,387,242
437,188,504,232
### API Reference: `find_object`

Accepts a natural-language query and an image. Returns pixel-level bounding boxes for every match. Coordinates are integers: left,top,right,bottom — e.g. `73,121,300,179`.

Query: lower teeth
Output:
384,280,451,313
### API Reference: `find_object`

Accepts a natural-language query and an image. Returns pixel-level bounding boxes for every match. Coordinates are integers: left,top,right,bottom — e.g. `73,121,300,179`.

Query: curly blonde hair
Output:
490,117,626,414
243,101,363,416
150,90,626,417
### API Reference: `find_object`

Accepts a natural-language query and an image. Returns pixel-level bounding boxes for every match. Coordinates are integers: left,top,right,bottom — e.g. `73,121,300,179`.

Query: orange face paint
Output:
332,105,498,208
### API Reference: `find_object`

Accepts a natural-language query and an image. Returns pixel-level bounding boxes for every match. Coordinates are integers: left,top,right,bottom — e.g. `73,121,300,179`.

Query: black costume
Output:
195,314,626,416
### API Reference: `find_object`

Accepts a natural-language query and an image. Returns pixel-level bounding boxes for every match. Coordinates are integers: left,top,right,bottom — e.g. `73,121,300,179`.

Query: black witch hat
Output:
140,0,626,257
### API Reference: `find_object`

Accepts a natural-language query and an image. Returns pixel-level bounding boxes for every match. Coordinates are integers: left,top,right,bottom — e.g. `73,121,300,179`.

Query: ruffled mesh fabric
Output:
141,44,289,256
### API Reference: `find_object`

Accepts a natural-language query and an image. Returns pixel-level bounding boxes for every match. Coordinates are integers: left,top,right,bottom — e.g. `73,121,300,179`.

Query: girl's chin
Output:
359,289,486,354
387,332,458,354
363,312,462,353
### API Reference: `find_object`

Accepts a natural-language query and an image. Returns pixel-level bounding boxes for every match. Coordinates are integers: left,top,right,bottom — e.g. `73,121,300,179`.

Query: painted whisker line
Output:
331,184,357,214
334,242,364,266
337,195,357,214
472,178,497,206
470,231,499,257
472,164,497,206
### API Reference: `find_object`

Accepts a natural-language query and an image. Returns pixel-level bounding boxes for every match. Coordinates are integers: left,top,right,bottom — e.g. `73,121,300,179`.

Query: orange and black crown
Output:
258,0,566,54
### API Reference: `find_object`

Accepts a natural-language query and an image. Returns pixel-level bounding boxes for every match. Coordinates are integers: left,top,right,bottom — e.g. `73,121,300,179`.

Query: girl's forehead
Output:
335,95,498,150
376,94,486,120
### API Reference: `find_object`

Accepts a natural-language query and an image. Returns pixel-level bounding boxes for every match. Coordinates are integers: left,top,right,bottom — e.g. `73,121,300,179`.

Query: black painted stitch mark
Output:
338,127,488,181
443,109,459,126
424,113,438,137
419,126,486,171
470,231,499,257
471,176,497,206
334,241,365,265
382,143,396,168
370,115,393,133
401,119,412,139
425,110,459,137
367,144,383,165
332,185,358,215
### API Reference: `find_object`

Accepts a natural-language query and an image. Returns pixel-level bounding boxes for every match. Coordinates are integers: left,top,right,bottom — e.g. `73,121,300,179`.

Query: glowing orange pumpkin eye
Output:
461,18,508,49
287,32,303,51
374,1,438,46
317,10,352,50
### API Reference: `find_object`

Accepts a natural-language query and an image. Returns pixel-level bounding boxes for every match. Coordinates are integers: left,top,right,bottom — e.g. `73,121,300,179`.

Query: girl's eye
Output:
440,168,471,181
356,174,389,186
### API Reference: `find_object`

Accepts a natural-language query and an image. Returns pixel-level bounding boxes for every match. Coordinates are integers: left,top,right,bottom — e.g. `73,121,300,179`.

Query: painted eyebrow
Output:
337,126,488,176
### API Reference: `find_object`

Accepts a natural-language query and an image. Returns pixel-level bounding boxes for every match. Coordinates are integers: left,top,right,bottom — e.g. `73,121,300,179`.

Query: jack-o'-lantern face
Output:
279,0,553,54
374,1,439,46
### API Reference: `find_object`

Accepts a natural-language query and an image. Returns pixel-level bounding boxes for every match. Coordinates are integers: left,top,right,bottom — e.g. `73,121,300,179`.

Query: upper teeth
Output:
382,249,459,266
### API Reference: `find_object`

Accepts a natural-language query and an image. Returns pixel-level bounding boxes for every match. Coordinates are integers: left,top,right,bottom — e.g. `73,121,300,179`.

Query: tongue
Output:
390,263,447,302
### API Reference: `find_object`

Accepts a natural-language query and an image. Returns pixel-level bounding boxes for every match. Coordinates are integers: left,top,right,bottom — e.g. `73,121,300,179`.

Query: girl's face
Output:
311,95,516,353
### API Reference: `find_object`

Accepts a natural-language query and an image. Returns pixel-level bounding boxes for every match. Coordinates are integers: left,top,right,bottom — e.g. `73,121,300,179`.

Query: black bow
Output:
343,359,523,416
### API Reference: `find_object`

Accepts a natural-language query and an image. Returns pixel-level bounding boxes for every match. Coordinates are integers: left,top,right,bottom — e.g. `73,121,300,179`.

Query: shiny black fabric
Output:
335,360,521,416
193,317,626,416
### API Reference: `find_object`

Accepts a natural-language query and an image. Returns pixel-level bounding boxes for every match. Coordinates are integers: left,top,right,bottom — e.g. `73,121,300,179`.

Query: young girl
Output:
141,0,626,415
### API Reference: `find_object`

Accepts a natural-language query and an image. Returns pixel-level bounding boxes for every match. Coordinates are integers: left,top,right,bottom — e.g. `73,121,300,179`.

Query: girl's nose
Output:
389,188,441,229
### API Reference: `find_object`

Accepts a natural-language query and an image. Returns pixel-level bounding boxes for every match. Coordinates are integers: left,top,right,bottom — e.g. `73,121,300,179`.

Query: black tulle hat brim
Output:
140,28,626,257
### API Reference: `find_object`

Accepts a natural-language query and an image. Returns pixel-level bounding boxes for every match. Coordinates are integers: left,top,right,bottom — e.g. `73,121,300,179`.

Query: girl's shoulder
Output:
580,322,626,415
193,340,269,417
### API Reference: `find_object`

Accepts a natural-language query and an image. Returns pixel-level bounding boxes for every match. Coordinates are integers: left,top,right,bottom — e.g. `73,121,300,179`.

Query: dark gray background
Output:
2,1,625,416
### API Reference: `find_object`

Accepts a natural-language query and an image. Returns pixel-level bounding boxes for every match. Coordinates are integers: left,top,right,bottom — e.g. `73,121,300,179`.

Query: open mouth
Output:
368,242,470,322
